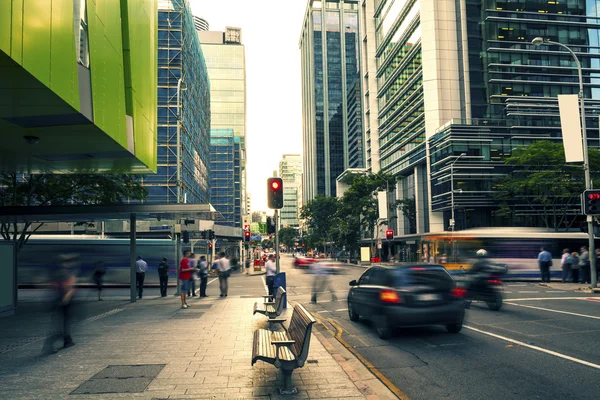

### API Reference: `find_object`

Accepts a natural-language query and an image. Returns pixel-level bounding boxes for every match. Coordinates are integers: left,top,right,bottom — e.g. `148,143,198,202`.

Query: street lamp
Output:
532,37,597,288
450,153,466,232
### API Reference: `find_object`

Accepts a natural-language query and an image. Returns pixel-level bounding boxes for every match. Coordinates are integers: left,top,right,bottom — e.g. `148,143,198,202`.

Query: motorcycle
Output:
459,263,507,311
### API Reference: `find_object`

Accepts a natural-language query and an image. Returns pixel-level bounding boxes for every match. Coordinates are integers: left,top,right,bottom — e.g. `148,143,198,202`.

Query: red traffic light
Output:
386,230,394,240
271,181,280,190
208,243,213,249
589,193,600,200
244,231,251,238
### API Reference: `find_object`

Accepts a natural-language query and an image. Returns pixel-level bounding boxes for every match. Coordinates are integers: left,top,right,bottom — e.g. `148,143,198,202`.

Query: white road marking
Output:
508,284,528,287
505,297,593,301
518,291,540,293
335,308,348,312
504,302,600,320
545,291,564,293
465,325,600,370
317,310,331,313
208,278,217,285
504,291,512,294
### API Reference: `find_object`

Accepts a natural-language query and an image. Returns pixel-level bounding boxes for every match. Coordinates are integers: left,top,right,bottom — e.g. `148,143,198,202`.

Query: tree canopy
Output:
494,141,600,230
278,227,298,249
0,173,148,254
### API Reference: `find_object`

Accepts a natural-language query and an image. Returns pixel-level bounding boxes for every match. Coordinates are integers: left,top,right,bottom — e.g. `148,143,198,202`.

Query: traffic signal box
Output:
584,190,600,215
244,231,251,242
267,177,283,209
386,229,394,240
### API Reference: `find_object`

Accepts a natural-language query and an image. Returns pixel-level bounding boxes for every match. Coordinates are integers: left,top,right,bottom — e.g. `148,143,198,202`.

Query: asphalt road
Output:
279,255,600,400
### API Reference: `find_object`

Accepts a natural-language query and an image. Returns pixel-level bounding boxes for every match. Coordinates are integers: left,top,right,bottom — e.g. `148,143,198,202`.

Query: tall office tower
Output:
198,27,247,227
279,154,303,227
360,0,600,241
210,129,241,227
141,0,210,204
300,0,363,202
192,15,209,31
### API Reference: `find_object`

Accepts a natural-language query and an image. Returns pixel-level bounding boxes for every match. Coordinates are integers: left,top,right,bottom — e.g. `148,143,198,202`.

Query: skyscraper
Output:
192,15,209,31
359,0,600,239
198,27,247,227
300,0,362,202
210,129,241,227
142,0,211,204
279,154,303,227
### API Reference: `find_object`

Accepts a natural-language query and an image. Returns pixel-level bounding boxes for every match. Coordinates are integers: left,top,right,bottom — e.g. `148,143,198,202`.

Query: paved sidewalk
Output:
538,281,600,293
0,292,398,399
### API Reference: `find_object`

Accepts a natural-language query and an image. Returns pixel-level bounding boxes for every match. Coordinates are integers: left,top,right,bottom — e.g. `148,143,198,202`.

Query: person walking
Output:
179,251,194,309
43,254,78,354
217,252,231,297
92,261,106,301
198,255,209,297
561,249,571,283
265,254,277,297
311,261,337,304
579,246,590,284
569,251,580,283
135,256,148,299
188,253,198,297
158,258,169,297
537,247,552,283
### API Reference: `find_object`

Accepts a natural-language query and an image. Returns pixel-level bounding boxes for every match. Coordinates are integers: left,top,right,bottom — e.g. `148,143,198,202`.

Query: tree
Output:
338,172,396,255
494,141,600,231
300,195,340,251
0,173,148,254
395,197,416,234
278,227,298,249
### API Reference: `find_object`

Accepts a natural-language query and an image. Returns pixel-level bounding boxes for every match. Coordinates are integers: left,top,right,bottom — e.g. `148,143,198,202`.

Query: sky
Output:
189,0,308,213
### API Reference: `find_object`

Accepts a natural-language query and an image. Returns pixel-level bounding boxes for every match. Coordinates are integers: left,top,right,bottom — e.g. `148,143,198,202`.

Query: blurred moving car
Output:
294,257,315,268
347,264,466,339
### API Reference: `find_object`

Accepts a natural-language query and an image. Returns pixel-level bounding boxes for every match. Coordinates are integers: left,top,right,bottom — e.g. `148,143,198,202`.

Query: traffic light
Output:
267,177,283,209
200,230,207,239
386,229,394,240
266,217,275,234
182,231,190,243
584,190,600,215
208,242,213,249
207,230,215,240
244,231,251,242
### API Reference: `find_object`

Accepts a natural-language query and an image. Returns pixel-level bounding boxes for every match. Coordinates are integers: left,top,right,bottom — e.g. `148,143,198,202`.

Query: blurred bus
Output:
396,228,595,279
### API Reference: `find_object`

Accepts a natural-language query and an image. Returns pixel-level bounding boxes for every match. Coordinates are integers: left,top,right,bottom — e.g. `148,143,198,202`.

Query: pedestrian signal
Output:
584,190,600,215
267,177,283,209
386,230,394,240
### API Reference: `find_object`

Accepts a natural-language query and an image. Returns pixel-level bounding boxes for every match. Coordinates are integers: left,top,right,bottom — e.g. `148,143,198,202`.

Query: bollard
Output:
274,272,287,308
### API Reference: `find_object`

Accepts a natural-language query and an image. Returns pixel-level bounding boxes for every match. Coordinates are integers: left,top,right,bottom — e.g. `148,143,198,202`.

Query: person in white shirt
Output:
217,252,231,297
135,256,148,299
265,255,277,296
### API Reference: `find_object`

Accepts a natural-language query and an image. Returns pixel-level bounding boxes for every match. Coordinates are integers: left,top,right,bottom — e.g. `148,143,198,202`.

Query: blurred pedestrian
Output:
561,248,571,283
311,262,337,304
135,256,148,299
188,253,198,297
579,246,591,284
537,247,552,283
245,257,251,275
217,252,231,297
158,257,169,297
198,256,209,297
265,254,276,296
43,254,78,354
179,251,193,308
569,252,580,283
92,261,106,301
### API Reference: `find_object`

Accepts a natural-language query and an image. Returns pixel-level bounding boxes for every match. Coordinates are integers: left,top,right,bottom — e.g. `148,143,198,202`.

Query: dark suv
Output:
347,264,466,339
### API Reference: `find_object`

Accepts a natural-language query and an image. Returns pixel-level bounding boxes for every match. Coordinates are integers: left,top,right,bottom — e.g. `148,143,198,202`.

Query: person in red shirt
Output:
179,251,194,309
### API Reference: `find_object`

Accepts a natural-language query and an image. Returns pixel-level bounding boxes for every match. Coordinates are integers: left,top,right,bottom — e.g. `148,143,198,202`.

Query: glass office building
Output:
361,0,600,237
141,0,210,204
300,0,363,202
199,27,246,227
279,154,303,227
210,129,241,227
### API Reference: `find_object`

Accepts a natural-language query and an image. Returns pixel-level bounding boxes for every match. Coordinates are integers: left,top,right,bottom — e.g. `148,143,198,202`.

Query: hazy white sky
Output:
190,0,308,213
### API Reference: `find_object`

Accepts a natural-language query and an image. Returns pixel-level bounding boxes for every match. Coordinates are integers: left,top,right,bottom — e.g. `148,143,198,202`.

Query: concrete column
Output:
130,213,137,303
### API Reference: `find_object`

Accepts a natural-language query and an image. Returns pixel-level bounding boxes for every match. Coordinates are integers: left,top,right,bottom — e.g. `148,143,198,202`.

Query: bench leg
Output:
279,368,297,395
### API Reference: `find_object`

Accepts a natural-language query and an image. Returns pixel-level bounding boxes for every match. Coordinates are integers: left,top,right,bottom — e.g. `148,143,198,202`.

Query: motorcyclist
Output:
464,249,497,309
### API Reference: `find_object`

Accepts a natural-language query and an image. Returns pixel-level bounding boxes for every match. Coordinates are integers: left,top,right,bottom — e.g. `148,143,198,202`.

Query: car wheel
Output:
446,323,463,333
374,315,392,339
487,293,503,311
348,301,359,322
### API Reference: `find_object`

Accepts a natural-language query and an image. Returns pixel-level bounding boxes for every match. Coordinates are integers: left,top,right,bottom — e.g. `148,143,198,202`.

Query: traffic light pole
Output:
275,209,280,274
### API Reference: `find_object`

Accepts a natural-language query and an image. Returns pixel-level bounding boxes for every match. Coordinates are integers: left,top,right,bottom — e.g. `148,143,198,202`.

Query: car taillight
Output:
380,290,401,303
488,279,502,284
451,287,466,298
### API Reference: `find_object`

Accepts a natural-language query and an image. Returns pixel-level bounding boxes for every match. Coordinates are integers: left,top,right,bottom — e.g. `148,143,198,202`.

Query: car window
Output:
369,268,389,286
392,268,453,289
358,268,373,285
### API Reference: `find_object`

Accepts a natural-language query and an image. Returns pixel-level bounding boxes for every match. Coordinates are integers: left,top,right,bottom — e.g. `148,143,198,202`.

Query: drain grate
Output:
71,364,165,394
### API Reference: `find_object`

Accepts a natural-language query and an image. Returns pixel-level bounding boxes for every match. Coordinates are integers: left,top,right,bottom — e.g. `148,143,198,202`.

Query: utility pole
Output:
275,209,280,274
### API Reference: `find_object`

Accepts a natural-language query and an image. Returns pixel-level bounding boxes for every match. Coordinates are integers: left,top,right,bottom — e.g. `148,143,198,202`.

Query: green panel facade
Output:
0,0,158,173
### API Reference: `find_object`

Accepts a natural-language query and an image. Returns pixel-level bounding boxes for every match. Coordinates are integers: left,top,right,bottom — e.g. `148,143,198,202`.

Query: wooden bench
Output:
253,286,286,320
251,303,316,394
